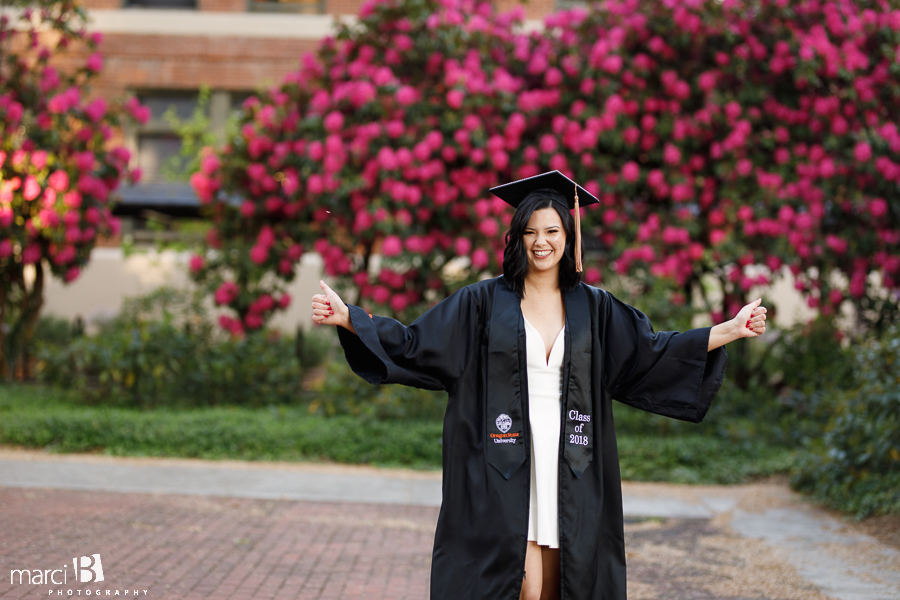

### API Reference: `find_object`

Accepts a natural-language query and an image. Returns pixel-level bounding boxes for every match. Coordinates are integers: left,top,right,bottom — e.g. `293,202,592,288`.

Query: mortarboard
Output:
489,170,599,273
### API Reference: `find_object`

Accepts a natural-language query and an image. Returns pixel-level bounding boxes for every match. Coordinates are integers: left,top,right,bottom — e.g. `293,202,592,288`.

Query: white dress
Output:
523,314,565,549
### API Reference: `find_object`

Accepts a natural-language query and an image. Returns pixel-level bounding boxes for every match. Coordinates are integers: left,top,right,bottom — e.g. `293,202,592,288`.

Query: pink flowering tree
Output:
546,0,900,340
192,0,899,349
0,0,147,380
188,0,531,334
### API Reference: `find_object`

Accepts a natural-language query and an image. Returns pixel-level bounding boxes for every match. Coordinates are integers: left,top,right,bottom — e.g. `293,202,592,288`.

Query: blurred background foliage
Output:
2,280,895,519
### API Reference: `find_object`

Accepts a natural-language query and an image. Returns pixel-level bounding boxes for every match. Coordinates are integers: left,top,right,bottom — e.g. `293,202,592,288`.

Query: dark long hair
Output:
501,190,583,298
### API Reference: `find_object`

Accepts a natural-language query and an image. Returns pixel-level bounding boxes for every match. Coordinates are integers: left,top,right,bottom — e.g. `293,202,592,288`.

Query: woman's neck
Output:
523,269,560,297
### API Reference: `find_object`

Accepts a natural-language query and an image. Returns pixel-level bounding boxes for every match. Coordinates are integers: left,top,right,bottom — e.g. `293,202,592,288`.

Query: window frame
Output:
247,0,325,15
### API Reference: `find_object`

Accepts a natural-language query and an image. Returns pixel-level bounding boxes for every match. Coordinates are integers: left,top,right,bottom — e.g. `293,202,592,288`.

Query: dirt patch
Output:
625,518,837,600
849,512,900,551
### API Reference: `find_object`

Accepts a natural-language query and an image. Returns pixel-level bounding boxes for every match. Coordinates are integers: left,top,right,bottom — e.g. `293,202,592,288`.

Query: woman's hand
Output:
311,280,354,332
733,297,767,339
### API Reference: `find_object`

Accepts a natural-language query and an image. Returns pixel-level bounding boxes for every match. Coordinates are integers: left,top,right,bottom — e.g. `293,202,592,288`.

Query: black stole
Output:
486,276,594,480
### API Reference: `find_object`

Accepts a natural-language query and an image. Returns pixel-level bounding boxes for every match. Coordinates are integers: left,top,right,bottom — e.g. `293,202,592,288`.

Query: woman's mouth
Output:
534,250,551,258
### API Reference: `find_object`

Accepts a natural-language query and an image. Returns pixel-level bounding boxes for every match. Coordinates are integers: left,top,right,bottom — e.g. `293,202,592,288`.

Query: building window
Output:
124,0,197,8
131,91,200,184
555,0,586,8
248,0,325,14
127,89,251,183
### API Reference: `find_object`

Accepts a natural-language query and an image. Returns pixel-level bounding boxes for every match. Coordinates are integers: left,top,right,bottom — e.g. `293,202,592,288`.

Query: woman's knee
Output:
519,542,543,600
519,574,542,600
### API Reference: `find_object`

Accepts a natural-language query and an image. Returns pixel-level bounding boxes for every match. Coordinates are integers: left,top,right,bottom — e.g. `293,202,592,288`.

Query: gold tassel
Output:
574,183,583,273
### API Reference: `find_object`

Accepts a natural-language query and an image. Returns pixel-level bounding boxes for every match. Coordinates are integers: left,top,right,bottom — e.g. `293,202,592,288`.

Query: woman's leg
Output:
539,546,560,600
519,541,543,600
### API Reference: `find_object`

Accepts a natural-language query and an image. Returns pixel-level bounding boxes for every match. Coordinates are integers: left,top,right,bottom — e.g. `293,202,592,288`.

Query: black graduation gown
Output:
337,275,728,600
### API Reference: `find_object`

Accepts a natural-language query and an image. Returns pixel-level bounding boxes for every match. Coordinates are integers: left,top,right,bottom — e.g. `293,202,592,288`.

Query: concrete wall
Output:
39,249,823,334
41,248,324,333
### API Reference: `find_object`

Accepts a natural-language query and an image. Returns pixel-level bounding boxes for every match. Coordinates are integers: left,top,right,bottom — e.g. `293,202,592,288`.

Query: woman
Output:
311,171,766,600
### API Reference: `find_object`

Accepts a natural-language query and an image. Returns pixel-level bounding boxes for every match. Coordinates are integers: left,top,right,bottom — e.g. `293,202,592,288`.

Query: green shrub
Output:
617,435,796,485
31,314,84,349
613,315,857,449
309,360,446,422
791,325,900,518
0,384,442,468
35,287,311,408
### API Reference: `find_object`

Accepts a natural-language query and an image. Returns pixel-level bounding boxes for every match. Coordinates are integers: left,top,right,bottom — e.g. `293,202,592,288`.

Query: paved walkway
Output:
1,448,898,600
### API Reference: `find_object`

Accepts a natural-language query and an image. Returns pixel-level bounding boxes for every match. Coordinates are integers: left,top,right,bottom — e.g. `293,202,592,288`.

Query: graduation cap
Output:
489,170,599,273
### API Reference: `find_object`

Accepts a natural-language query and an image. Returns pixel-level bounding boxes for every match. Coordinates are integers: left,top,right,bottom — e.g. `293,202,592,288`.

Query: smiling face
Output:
523,207,567,275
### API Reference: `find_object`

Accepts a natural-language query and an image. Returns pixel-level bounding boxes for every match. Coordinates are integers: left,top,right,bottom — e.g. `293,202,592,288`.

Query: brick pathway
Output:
2,466,898,599
0,488,434,600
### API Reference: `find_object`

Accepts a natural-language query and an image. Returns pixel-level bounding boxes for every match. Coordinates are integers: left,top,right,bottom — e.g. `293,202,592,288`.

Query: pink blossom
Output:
854,141,872,163
249,245,269,265
491,151,509,170
324,111,344,132
385,121,404,138
471,248,489,270
0,239,11,258
396,85,418,105
697,70,717,92
381,235,402,256
671,182,693,202
549,154,567,172
307,174,324,194
735,159,753,177
545,68,563,87
447,89,464,109
826,234,847,254
775,148,791,164
478,219,499,237
31,151,48,170
74,151,94,172
65,227,81,243
621,161,640,183
215,282,239,305
710,229,727,245
463,114,482,131
63,266,81,283
831,116,848,136
258,226,275,247
189,255,205,273
724,101,742,121
307,141,324,161
869,197,888,218
390,294,409,313
539,134,558,154
663,143,681,165
85,52,103,73
23,176,41,201
48,170,69,192
622,127,640,145
602,55,623,73
454,237,472,256
22,244,41,264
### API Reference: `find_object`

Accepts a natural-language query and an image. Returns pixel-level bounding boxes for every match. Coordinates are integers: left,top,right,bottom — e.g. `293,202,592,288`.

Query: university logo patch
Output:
495,413,512,433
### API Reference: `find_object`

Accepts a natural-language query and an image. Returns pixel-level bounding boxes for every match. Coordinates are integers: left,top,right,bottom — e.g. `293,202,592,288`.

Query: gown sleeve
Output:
335,286,477,392
600,289,728,423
